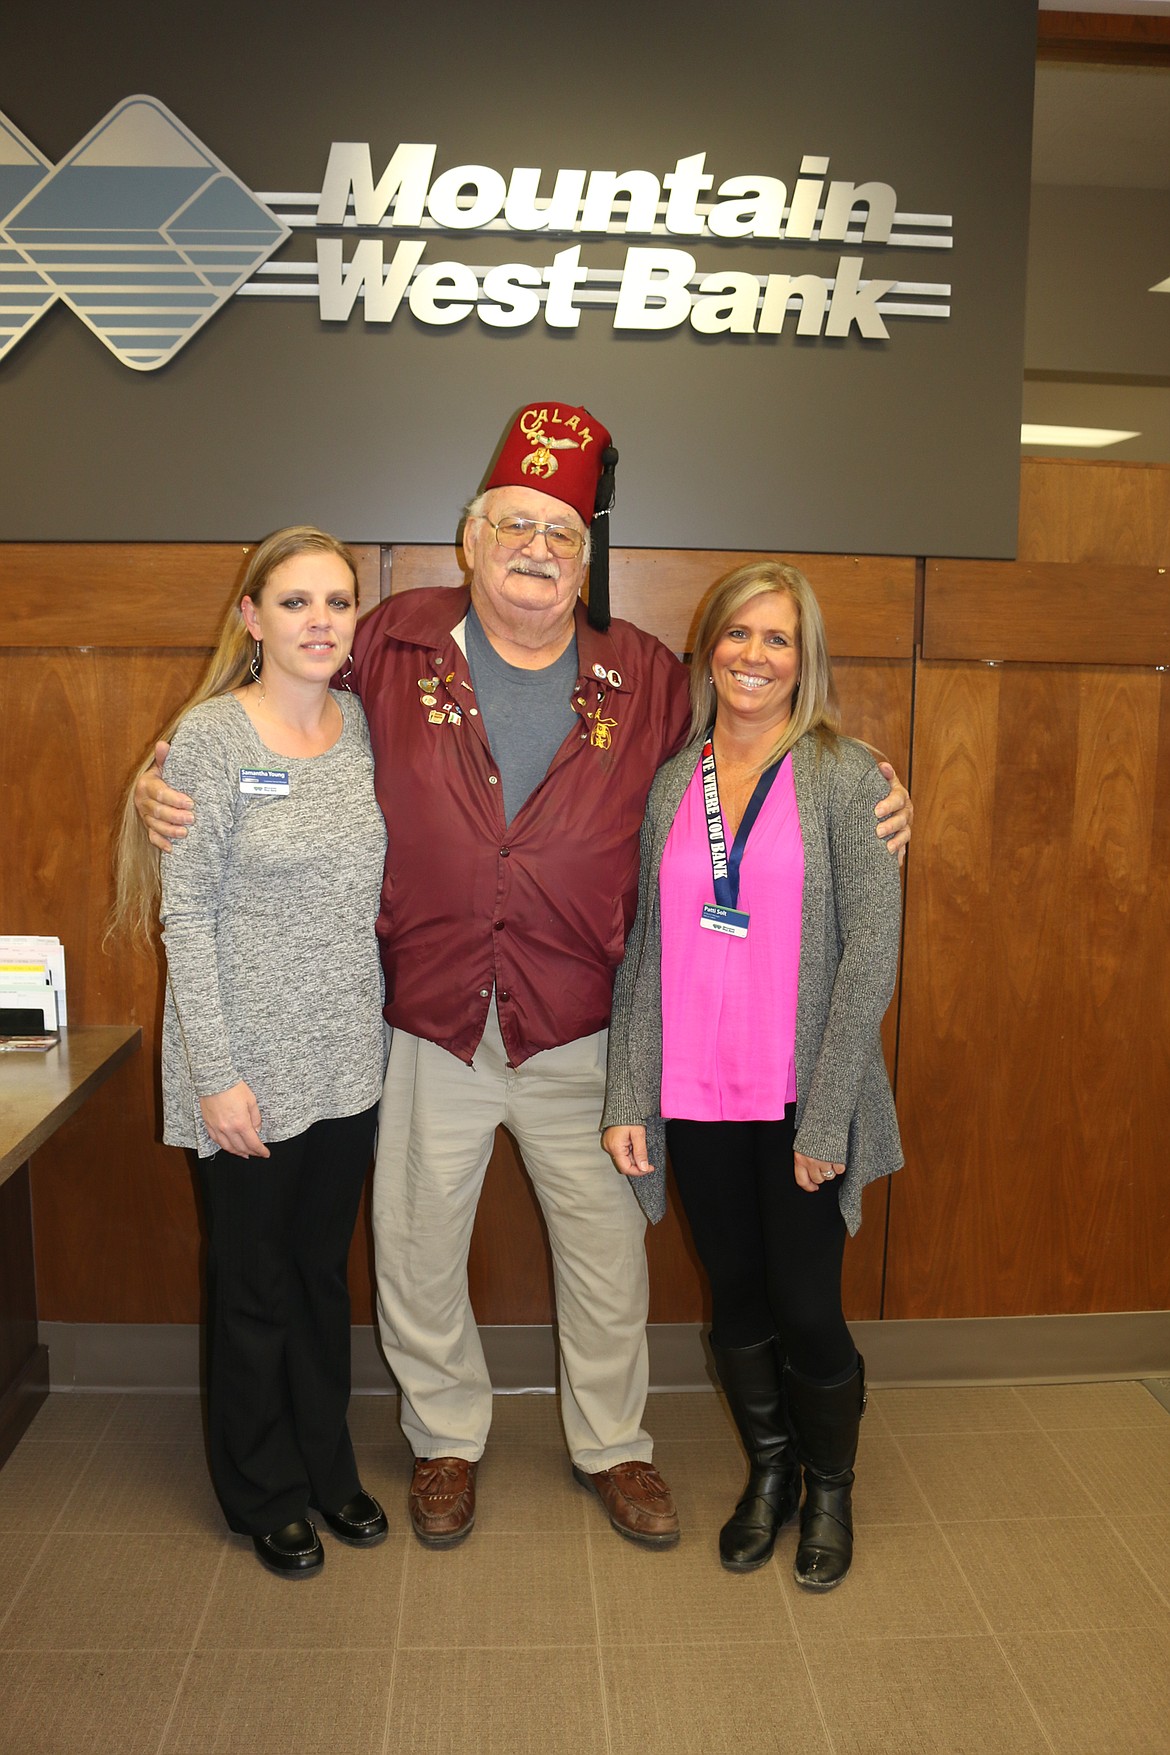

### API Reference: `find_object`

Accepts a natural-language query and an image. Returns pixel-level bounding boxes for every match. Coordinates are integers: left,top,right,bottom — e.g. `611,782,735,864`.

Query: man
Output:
139,399,912,1549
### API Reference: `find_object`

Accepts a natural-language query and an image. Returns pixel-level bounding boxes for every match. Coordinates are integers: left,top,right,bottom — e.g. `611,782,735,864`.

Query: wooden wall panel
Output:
7,460,1170,1344
0,542,381,647
0,647,209,1321
880,461,1170,1324
923,560,1170,666
385,544,466,597
388,545,917,658
888,661,1170,1318
607,552,916,658
0,542,910,1332
1018,460,1170,566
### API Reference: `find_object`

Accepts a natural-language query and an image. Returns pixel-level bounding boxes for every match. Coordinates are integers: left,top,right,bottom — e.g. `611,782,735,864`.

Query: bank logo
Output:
0,96,288,370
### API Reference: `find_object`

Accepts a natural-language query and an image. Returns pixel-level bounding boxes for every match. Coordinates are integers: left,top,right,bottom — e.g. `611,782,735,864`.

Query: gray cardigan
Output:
602,729,904,1233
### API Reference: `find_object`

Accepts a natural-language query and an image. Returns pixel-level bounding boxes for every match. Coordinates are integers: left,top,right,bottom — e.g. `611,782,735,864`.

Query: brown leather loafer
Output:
572,1460,680,1547
409,1456,477,1547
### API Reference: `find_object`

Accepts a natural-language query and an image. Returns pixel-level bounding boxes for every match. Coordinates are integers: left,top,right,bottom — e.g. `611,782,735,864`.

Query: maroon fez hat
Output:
484,402,619,631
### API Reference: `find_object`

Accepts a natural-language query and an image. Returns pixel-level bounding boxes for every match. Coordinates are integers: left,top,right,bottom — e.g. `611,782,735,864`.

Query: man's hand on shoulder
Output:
874,761,912,865
135,740,195,853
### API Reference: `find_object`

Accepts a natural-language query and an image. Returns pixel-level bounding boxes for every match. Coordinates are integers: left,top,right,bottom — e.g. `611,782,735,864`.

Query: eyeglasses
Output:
487,516,585,559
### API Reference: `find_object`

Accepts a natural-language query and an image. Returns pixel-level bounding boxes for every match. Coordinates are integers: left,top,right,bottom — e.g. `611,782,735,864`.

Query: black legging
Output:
666,1108,854,1381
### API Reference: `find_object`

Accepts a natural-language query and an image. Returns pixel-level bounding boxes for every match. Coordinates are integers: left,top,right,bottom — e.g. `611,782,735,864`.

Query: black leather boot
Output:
712,1338,801,1572
785,1355,866,1591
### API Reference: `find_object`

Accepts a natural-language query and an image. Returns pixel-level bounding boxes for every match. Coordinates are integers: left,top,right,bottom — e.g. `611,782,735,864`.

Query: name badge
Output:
700,903,750,938
239,768,290,796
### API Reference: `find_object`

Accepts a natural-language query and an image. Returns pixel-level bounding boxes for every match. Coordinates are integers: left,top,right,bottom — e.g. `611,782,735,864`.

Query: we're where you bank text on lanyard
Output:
699,735,782,940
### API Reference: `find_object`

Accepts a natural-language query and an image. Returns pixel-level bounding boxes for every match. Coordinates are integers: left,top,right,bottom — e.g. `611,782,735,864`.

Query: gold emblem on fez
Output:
520,419,579,481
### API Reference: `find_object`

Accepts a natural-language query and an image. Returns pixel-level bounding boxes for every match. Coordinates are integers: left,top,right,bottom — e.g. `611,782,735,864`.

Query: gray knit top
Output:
160,691,387,1157
603,730,904,1232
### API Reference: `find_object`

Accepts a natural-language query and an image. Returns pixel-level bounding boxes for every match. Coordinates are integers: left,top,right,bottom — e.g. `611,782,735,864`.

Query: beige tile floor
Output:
1,1380,1169,1755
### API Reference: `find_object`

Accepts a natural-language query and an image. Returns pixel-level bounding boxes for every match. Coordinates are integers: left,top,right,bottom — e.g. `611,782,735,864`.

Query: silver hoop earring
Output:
249,641,262,683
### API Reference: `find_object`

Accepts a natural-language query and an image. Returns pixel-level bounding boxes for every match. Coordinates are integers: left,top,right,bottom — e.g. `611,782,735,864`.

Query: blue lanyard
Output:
700,737,782,911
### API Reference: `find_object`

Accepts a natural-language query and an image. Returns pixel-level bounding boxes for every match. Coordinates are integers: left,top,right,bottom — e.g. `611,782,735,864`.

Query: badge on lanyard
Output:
239,768,290,796
698,736,782,941
700,903,750,938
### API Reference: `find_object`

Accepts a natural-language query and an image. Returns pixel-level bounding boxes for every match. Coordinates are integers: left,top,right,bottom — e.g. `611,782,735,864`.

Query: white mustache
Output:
508,561,559,580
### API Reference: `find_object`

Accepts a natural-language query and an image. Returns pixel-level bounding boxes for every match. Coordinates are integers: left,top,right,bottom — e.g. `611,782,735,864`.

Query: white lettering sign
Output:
263,143,953,341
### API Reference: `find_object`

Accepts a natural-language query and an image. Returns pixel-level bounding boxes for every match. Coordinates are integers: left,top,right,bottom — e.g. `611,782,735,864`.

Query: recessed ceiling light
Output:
1020,424,1140,447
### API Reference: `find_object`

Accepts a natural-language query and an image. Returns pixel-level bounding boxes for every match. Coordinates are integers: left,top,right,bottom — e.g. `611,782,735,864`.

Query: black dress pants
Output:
666,1109,854,1382
196,1105,377,1536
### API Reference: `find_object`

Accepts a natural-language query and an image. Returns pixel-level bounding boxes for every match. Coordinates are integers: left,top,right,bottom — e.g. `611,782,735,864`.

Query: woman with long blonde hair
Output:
603,560,903,1590
113,526,389,1576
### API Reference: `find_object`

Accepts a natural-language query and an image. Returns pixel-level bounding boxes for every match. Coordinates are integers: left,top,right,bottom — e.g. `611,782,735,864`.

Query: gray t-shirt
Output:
160,691,387,1156
465,607,579,825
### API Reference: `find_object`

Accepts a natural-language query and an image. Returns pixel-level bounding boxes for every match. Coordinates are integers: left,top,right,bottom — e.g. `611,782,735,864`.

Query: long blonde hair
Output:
108,526,358,939
689,561,841,771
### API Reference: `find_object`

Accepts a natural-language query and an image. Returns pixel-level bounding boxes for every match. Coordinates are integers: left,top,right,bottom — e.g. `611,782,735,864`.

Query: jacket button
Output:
500,846,510,857
488,774,498,785
499,991,510,1002
479,988,490,998
494,920,505,931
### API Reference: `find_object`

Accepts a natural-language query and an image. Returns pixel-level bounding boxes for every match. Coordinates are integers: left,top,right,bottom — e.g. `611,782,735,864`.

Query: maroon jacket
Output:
351,588,691,1066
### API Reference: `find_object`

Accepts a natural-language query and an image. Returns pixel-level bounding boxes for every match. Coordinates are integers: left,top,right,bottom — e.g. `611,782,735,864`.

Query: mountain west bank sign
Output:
0,97,949,370
0,1,1034,554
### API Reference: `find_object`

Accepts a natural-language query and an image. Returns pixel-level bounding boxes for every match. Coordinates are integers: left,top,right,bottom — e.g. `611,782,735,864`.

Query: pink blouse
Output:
659,754,804,1120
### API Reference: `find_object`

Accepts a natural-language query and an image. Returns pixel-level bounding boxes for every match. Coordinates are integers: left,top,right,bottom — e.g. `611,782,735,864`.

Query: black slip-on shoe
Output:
252,1518,324,1577
316,1490,388,1546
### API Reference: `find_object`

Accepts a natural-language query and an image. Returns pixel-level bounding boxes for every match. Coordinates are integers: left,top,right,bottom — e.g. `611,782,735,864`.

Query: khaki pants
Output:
372,1005,652,1471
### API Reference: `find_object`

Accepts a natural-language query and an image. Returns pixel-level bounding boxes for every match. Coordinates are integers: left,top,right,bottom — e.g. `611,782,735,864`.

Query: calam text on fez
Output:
312,144,917,340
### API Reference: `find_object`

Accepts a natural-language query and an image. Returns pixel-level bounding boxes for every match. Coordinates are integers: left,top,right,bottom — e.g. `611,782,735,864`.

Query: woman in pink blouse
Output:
603,561,903,1589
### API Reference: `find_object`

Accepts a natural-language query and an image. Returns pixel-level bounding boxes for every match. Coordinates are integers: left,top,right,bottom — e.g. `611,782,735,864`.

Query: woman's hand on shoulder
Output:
199,1082,270,1157
794,1151,845,1193
602,1125,655,1178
